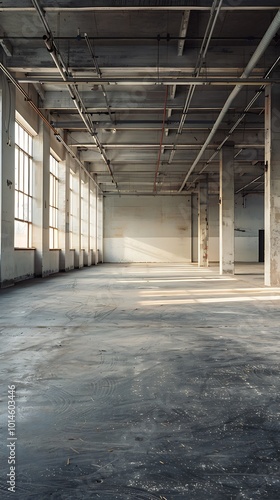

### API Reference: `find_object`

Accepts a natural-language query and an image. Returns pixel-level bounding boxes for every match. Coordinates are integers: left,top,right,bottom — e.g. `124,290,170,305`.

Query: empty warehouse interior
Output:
1,1,280,498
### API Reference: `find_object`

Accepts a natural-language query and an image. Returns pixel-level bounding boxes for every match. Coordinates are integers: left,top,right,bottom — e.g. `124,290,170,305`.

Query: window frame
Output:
14,121,33,249
49,154,59,249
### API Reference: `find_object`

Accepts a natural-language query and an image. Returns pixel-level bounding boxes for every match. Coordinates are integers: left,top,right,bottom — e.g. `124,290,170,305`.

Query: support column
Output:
33,120,50,277
219,145,235,275
95,187,98,264
89,181,96,265
97,193,103,263
198,179,209,267
0,75,15,287
73,167,82,268
58,158,72,271
86,179,92,266
265,83,280,286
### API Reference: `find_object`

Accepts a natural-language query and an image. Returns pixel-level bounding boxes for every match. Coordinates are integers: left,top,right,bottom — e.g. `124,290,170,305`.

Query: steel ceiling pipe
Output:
169,0,223,159
190,53,280,185
32,0,118,189
178,8,280,192
84,33,115,124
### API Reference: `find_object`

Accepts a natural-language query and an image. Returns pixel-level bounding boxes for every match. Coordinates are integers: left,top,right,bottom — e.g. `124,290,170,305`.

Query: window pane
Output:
15,122,33,248
19,151,24,191
24,156,29,193
54,229,58,249
28,223,32,248
18,192,24,219
14,220,28,248
29,161,33,196
15,150,19,189
23,194,29,221
15,123,19,144
14,191,19,219
28,197,32,222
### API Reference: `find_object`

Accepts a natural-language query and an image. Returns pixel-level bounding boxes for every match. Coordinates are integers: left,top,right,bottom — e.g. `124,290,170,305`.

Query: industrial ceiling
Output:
1,0,280,196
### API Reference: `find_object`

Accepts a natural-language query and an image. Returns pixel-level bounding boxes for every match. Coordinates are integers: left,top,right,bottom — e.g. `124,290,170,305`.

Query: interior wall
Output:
103,195,192,262
235,193,264,262
192,193,264,263
14,250,35,282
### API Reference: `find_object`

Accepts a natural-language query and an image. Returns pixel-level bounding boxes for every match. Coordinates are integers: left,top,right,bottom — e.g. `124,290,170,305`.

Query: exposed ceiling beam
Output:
31,0,118,190
179,8,280,191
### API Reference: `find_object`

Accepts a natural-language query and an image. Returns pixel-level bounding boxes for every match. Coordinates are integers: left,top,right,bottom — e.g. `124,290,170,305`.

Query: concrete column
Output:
0,75,15,287
198,179,209,267
73,167,82,268
219,145,235,275
97,193,103,263
86,179,92,266
58,158,72,271
264,84,280,286
33,120,50,277
95,187,99,264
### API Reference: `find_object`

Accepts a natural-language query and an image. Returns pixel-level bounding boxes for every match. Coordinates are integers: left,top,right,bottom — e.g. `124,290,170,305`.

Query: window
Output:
49,155,59,249
14,122,33,248
90,185,96,251
81,180,88,249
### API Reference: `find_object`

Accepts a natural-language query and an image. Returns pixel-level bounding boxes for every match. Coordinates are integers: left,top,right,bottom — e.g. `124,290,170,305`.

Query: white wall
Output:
235,193,264,262
104,195,192,262
49,250,60,274
192,192,264,263
14,250,35,282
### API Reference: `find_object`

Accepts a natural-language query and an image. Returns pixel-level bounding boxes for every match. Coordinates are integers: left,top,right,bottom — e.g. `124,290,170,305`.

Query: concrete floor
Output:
1,263,280,499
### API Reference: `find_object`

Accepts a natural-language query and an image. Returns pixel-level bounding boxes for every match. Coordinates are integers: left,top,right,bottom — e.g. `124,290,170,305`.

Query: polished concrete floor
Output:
1,263,280,499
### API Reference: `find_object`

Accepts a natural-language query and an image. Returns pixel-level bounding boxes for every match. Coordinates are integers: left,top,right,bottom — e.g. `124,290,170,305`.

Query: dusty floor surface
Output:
1,263,280,499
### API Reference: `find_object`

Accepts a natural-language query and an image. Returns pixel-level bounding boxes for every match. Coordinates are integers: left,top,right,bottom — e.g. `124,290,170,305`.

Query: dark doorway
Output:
259,229,264,263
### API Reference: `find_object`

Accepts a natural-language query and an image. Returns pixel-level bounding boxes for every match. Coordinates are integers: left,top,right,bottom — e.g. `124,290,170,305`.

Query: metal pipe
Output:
169,0,223,158
178,9,280,192
191,53,280,185
18,76,278,86
235,174,264,194
32,0,118,188
1,4,280,12
194,0,222,75
84,33,115,124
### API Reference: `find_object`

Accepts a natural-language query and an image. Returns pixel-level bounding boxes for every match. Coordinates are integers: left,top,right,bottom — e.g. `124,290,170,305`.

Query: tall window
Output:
49,155,59,249
81,180,88,249
14,122,33,248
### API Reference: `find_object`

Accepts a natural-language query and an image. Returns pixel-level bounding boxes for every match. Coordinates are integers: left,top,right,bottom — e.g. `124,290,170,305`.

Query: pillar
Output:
219,145,235,275
72,167,82,268
264,83,280,286
0,75,15,287
86,178,92,266
93,182,98,265
198,179,209,267
58,158,73,271
33,120,50,277
97,193,103,263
